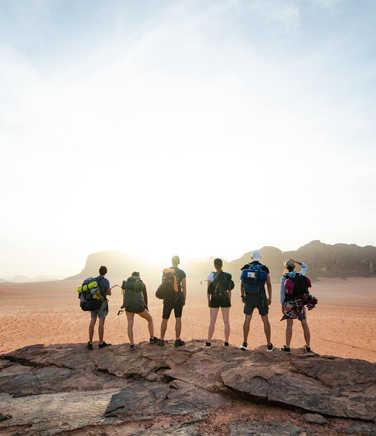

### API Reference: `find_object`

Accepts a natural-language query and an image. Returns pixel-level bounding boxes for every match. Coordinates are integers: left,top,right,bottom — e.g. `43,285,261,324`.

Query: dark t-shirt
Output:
96,275,110,300
171,267,186,293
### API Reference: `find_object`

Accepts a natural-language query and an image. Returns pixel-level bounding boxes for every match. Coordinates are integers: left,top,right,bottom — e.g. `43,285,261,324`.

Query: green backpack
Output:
121,277,145,312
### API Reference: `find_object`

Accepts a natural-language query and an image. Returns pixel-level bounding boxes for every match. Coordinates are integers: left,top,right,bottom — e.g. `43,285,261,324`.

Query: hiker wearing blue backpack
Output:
240,250,273,352
280,259,314,353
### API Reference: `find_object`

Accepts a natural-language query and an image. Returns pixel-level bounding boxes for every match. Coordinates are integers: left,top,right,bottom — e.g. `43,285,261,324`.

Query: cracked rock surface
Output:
0,340,376,435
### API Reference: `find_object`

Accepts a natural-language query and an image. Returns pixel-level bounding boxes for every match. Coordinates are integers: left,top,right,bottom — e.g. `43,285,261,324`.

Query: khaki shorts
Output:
91,300,108,320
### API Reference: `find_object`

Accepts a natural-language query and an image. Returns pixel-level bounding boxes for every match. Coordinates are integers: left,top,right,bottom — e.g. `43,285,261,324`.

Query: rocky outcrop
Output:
1,341,376,435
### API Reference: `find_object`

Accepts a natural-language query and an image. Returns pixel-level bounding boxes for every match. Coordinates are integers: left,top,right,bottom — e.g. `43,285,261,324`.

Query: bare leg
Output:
207,308,219,342
243,314,252,343
175,317,182,340
301,319,311,346
89,317,96,343
286,319,293,347
138,310,154,338
98,318,105,344
261,314,272,345
126,312,135,345
160,318,168,340
221,307,230,343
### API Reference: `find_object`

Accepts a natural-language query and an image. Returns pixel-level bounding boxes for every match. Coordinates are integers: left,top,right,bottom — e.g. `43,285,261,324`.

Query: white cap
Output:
252,250,261,261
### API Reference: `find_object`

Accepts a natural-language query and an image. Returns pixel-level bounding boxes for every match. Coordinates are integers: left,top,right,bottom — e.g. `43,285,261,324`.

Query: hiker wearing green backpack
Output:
206,258,234,347
121,272,158,351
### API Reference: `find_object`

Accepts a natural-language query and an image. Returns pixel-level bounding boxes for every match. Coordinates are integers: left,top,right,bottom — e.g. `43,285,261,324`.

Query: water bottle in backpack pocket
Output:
242,264,267,294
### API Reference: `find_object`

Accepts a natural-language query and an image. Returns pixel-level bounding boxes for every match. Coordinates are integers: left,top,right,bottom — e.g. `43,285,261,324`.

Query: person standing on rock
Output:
206,258,234,347
240,250,274,352
121,272,158,351
159,255,187,348
280,259,313,353
88,265,112,350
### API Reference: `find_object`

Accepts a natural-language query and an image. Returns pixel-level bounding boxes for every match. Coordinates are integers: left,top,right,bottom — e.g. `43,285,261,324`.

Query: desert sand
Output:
0,277,375,361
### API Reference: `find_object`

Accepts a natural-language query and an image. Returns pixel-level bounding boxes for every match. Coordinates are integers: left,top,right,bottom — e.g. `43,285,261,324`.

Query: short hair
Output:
172,255,180,266
286,264,295,272
132,271,140,277
214,258,223,268
99,265,107,275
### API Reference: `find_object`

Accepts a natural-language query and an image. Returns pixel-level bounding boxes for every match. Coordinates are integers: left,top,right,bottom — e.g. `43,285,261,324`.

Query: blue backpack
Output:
241,263,268,294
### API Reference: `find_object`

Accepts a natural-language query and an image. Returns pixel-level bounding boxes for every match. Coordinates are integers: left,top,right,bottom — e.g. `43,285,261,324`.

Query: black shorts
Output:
209,294,231,308
244,291,268,316
162,294,184,319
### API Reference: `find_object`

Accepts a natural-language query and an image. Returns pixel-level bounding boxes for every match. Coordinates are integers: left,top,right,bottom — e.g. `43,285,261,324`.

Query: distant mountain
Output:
69,241,376,284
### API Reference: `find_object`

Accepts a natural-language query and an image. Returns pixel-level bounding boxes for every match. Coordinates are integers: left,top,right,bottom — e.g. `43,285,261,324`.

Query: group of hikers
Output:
79,252,317,352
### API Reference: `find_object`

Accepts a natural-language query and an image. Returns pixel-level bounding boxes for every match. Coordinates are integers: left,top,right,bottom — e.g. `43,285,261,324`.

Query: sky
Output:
1,0,375,279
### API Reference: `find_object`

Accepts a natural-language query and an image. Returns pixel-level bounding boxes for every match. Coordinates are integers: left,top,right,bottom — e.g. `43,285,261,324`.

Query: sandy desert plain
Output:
0,277,375,362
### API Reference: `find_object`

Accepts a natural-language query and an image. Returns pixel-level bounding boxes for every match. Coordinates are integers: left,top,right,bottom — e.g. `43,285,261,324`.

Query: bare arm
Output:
106,287,112,296
182,277,187,303
266,273,272,305
241,282,245,299
143,285,148,309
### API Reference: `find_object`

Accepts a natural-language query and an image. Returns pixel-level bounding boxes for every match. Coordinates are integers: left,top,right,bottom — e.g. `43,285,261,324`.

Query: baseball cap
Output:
252,250,261,261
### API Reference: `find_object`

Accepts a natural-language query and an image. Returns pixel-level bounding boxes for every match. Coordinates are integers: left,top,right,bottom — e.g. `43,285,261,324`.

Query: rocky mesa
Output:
1,341,376,435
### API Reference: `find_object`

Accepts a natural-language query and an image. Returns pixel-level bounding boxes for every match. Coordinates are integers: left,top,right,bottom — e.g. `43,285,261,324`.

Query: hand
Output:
268,298,272,306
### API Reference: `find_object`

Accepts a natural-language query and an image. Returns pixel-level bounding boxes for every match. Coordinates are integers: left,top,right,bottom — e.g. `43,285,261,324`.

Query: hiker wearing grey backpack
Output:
280,259,316,353
240,250,274,352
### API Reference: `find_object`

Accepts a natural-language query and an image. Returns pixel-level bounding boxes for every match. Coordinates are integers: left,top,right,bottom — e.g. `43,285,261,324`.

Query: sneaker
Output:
130,344,136,351
304,345,312,353
205,341,211,347
224,342,229,347
281,345,291,353
174,339,185,348
267,343,274,352
149,337,159,344
240,342,247,351
99,341,111,349
158,339,165,347
87,342,93,351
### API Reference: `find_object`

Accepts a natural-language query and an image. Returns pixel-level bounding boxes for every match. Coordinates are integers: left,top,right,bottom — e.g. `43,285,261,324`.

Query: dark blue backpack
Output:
241,264,268,294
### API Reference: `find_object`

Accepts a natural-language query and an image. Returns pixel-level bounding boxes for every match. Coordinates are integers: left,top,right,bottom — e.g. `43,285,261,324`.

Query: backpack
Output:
208,272,234,297
285,273,310,300
241,263,268,294
122,277,146,312
77,277,103,311
156,268,178,300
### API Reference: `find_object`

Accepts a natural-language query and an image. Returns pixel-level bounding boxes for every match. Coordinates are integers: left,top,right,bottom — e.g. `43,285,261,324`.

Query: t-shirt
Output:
240,261,269,292
171,267,186,293
96,275,110,300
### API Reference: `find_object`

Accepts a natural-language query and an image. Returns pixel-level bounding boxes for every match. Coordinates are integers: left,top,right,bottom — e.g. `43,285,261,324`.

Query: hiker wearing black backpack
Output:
88,265,112,350
240,250,274,352
121,272,158,351
206,258,234,347
158,256,187,347
280,259,314,353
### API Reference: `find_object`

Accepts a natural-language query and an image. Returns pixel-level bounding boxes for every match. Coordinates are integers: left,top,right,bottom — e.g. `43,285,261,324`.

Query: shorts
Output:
209,294,231,308
125,303,146,314
244,292,268,316
162,293,184,319
91,300,109,320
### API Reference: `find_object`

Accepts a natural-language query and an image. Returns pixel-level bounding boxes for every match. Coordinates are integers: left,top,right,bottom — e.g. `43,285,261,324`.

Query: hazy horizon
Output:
1,0,376,278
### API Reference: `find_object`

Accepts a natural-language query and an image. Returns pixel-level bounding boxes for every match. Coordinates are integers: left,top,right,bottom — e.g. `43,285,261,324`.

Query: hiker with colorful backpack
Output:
77,265,112,350
121,272,158,351
157,255,187,347
240,250,274,352
206,258,234,347
280,259,317,353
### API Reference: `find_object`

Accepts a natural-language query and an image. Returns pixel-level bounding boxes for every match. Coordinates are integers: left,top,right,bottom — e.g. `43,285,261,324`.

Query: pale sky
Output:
1,0,375,279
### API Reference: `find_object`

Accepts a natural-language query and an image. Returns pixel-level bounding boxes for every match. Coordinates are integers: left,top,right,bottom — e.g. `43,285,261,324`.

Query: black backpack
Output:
156,268,178,300
208,272,234,297
286,273,309,299
77,277,103,311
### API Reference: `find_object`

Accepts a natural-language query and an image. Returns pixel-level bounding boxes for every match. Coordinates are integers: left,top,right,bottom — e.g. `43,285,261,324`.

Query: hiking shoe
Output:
224,342,229,347
99,341,111,349
240,342,247,351
87,342,93,351
304,345,312,353
267,343,274,352
130,344,136,351
158,339,165,347
174,339,185,348
281,345,291,353
149,337,159,344
205,341,211,347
